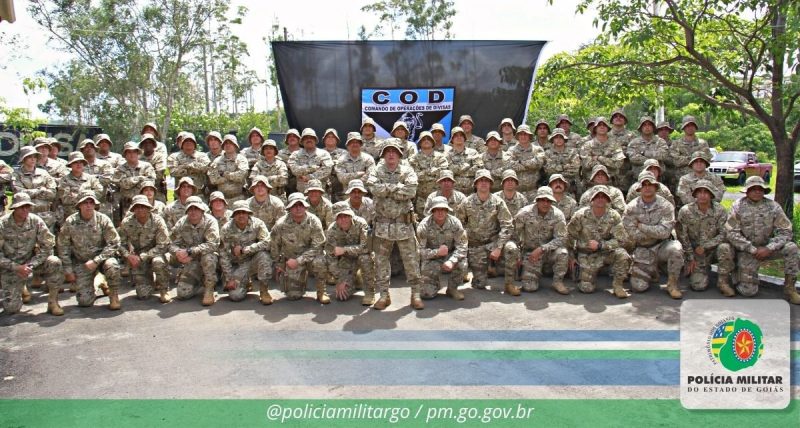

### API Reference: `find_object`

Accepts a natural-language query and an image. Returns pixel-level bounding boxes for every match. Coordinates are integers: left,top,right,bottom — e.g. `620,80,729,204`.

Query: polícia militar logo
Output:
706,317,764,371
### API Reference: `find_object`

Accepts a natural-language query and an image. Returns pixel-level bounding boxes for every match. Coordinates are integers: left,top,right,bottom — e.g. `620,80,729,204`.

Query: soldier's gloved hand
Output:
442,261,454,272
335,282,349,301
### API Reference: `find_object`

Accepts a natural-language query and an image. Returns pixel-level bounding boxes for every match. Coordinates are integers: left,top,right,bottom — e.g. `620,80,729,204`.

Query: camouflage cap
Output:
691,179,717,198
742,175,770,194
556,114,573,126
360,117,377,131
501,169,519,183
637,116,656,130
75,190,100,207
286,192,310,209
391,121,410,134
10,192,34,210
590,164,611,180
284,128,301,143
19,146,40,161
437,170,455,183
323,128,340,142
458,115,475,126
181,132,198,146
473,168,494,185
248,127,265,141
304,179,325,193
586,117,597,129
610,108,628,123
428,196,452,212
209,191,227,205
345,179,368,194
260,139,279,155
548,173,568,186
681,115,698,130
222,134,239,150
485,131,502,143
301,128,318,142
533,118,550,131
689,150,711,166
417,131,434,145
335,208,355,218
184,196,208,212
449,126,466,140
589,185,612,202
593,116,611,129
122,141,141,155
430,123,446,134
250,175,273,190
129,194,153,211
498,117,516,131
93,133,112,146
549,128,568,141
48,138,62,148
379,138,405,158
516,124,534,136
642,158,662,172
656,121,674,132
635,172,658,191
345,132,363,146
534,186,557,202
139,133,157,147
78,138,96,151
231,200,252,214
33,137,50,150
141,122,160,139
205,131,223,144
139,180,157,193
66,151,88,166
177,176,199,191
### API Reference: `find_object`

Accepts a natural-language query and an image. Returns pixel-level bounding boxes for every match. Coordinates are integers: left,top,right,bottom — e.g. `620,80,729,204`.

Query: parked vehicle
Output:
708,151,772,185
794,160,800,192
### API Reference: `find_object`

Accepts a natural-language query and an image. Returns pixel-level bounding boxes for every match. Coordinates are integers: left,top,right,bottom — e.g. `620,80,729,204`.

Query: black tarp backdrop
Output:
0,124,103,165
271,40,546,141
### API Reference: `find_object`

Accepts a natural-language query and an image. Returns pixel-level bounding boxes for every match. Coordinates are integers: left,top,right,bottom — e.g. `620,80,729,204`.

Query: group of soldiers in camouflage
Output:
1,111,799,317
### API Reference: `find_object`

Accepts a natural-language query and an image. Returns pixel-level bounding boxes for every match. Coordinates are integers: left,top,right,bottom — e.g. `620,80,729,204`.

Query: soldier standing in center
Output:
241,127,266,170
167,132,210,200
579,116,626,190
446,127,483,195
118,195,172,303
515,187,570,294
456,169,518,295
113,141,156,218
555,114,583,149
250,139,288,202
409,131,449,218
247,175,285,230
508,124,546,201
208,134,249,204
219,200,273,305
334,132,376,203
139,134,168,203
360,118,383,161
459,115,486,153
626,116,669,188
389,121,418,158
366,140,424,310
79,138,114,219
481,131,508,192
543,128,581,192
417,196,468,301
288,128,334,195
608,108,637,189
169,196,220,306
57,152,103,221
668,116,712,182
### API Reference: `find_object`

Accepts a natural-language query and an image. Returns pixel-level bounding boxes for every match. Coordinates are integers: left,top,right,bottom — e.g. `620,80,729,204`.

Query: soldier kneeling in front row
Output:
417,197,469,300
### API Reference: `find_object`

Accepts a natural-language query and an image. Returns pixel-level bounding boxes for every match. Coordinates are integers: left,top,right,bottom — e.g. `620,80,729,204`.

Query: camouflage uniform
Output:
270,196,327,300
169,202,220,302
241,127,267,169
507,138,546,200
580,183,627,215
494,189,528,219
423,171,467,215
481,149,509,193
579,118,626,188
668,116,712,184
80,140,115,219
13,147,58,229
288,129,334,194
566,187,631,295
676,162,725,206
625,134,669,182
0,196,62,315
446,146,483,195
622,174,684,297
208,150,249,204
165,198,189,230
726,177,799,299
250,141,289,202
118,196,171,300
409,137,449,217
514,188,569,293
625,179,675,206
57,154,103,219
305,180,334,229
139,134,168,202
332,180,376,225
417,200,468,299
553,194,578,222
57,195,122,307
360,118,383,161
543,138,581,192
94,134,124,169
334,147,376,200
325,210,374,301
247,188,286,230
167,133,211,196
219,206,272,302
113,146,156,213
676,193,734,292
209,191,232,228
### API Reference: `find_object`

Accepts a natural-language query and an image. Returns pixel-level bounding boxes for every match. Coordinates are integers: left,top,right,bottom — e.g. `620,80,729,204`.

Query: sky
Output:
0,0,599,119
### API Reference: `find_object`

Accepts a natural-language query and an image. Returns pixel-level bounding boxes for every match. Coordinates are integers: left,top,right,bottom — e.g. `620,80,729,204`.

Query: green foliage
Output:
360,0,456,40
157,109,274,150
0,98,45,145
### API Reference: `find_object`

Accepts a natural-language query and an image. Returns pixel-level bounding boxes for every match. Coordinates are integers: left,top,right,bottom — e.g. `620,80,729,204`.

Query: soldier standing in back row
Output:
668,116,712,182
208,134,249,204
409,131,449,218
241,127,266,170
288,128,333,195
167,132,210,199
626,116,670,187
446,127,483,195
481,131,508,192
459,115,486,153
13,146,57,230
543,128,580,192
360,118,383,161
139,134,168,203
507,124,545,201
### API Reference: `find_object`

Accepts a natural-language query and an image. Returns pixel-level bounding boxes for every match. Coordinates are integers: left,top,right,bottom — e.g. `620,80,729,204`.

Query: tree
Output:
360,0,456,40
554,0,799,216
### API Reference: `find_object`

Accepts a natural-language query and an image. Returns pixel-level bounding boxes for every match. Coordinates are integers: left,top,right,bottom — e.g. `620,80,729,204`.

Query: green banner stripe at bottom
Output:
0,399,796,427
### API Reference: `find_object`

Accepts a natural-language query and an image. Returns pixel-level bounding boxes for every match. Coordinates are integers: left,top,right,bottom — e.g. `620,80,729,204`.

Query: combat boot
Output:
158,284,172,303
21,285,31,304
47,287,64,316
504,278,521,296
361,284,376,306
316,282,330,304
259,282,273,305
108,289,121,310
612,277,629,299
664,274,683,299
410,294,425,310
552,278,570,295
717,275,735,297
446,286,464,300
373,293,391,310
784,275,800,305
201,286,215,306
99,282,110,297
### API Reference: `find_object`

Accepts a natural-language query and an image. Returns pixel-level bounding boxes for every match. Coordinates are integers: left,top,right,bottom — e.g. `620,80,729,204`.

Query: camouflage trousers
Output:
577,248,631,293
173,253,218,300
688,243,735,291
70,258,122,307
225,194,246,204
629,240,683,292
520,247,568,292
735,242,800,297
327,253,374,300
468,241,519,288
420,258,467,299
414,182,437,217
227,251,272,302
374,236,421,297
1,256,61,314
279,255,327,300
127,255,170,299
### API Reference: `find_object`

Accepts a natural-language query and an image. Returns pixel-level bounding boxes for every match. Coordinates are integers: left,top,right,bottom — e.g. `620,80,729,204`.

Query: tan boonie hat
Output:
231,200,252,214
139,180,157,193
209,191,227,205
637,116,656,130
66,151,88,166
742,176,770,194
250,175,273,190
656,121,674,132
141,122,160,139
485,131,502,143
549,128,568,141
345,179,368,194
336,208,355,218
122,141,141,155
75,190,100,207
33,137,50,150
93,133,112,146
379,138,405,158
205,131,223,145
139,133,157,147
691,179,717,198
222,134,239,150
304,179,325,193
78,138,96,151
184,196,207,212
417,131,434,145
286,192,310,209
501,169,519,183
473,169,494,185
548,173,568,185
428,196,452,212
10,193,34,210
534,186,557,202
586,117,597,129
430,123,446,134
593,116,611,129
181,132,198,146
437,170,455,183
129,195,153,211
681,115,698,130
449,126,466,140
177,177,199,192
261,139,279,155
642,158,662,172
284,128,301,143
48,137,62,149
556,114,573,126
689,150,711,166
323,128,340,142
635,172,658,191
458,115,475,126
533,118,550,132
360,117,377,131
590,164,611,180
516,124,534,136
498,118,516,131
345,132,363,146
610,108,628,123
590,185,612,201
391,121,409,135
248,127,265,141
301,128,318,142
19,146,40,161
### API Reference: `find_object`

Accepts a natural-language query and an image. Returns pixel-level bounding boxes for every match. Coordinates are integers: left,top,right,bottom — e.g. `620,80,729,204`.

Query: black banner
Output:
0,124,103,165
272,40,546,140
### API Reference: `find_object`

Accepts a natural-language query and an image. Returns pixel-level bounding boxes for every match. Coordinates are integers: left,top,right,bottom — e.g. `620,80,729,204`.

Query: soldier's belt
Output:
376,215,412,224
30,205,50,213
468,239,492,248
